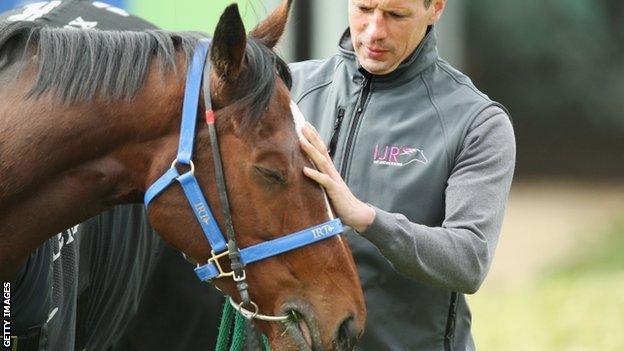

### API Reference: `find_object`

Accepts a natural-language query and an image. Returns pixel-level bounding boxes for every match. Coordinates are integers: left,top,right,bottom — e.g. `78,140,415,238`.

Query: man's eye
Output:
358,6,373,13
389,12,406,19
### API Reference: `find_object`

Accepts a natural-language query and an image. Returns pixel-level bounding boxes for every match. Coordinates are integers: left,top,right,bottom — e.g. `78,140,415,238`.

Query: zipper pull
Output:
363,76,370,87
357,78,371,114
328,106,346,159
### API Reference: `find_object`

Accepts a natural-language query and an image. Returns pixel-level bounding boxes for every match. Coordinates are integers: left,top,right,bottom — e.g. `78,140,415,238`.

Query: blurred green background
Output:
130,0,271,34
462,2,624,350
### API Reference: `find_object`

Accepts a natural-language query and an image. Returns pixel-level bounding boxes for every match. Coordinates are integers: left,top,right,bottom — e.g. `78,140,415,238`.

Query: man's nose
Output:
365,10,387,43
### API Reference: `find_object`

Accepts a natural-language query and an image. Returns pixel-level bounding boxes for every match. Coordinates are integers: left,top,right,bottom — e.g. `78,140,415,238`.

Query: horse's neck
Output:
0,91,181,204
0,64,184,280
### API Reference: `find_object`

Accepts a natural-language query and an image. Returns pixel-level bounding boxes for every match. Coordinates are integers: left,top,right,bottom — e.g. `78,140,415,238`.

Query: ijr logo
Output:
312,225,334,239
194,202,211,225
372,144,428,167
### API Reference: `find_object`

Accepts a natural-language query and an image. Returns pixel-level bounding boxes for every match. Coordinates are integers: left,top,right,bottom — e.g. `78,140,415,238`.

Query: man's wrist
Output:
352,203,376,233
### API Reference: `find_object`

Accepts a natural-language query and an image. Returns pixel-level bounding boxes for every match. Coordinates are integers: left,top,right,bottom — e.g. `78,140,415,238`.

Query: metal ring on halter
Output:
238,300,259,320
171,159,195,175
229,297,289,322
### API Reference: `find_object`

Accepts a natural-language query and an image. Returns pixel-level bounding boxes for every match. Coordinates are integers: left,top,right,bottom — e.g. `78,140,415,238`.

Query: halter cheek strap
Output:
143,39,343,309
144,39,228,254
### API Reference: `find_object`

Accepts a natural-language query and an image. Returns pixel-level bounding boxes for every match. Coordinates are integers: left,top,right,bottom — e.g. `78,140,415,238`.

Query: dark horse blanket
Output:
2,2,222,350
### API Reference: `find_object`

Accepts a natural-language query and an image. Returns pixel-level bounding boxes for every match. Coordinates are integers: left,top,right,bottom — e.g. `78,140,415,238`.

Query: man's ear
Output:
210,4,246,79
249,0,293,49
427,0,447,25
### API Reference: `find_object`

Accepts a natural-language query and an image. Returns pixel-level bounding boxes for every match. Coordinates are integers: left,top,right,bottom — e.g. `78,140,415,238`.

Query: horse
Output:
0,1,366,349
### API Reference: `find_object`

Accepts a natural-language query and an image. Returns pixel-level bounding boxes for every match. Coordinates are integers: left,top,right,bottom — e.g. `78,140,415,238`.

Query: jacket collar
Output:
338,26,439,88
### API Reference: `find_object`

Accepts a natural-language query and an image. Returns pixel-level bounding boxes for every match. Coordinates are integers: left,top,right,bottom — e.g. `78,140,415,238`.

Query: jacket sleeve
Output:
359,106,516,294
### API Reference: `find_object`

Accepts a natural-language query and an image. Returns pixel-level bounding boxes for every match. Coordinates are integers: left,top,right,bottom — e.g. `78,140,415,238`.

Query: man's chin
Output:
355,50,396,75
358,59,396,75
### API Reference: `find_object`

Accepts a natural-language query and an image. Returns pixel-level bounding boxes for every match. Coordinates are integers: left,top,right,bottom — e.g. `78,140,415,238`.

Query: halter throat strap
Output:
201,48,251,307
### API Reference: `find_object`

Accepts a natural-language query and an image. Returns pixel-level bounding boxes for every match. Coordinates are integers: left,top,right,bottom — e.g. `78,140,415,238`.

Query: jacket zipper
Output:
444,292,459,351
328,106,346,159
339,76,372,179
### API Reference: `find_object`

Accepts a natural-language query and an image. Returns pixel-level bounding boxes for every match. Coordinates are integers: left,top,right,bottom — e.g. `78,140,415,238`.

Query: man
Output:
292,0,516,349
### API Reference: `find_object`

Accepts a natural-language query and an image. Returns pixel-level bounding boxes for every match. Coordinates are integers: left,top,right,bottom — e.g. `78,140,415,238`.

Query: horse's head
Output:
146,2,366,349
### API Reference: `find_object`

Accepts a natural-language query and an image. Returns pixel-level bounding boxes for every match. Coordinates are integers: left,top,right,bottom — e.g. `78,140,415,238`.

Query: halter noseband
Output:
143,39,343,321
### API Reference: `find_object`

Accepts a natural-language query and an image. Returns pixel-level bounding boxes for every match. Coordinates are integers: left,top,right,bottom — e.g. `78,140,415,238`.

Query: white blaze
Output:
290,100,306,139
290,101,338,225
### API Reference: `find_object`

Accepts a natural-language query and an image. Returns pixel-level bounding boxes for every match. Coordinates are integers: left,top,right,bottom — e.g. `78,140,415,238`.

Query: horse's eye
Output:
254,166,286,185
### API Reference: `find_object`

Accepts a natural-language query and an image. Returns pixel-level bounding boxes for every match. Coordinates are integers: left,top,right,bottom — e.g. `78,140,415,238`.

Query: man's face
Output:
349,0,445,75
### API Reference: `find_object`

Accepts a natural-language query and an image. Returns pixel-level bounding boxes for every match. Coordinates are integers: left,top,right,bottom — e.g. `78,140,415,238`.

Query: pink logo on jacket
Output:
372,144,428,167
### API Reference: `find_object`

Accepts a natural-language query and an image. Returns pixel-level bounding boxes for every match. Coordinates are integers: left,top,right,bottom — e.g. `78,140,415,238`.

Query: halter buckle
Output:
208,250,234,279
233,269,246,282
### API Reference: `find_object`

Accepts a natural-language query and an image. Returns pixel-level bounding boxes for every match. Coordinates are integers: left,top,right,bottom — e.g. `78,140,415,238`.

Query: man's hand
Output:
300,122,376,233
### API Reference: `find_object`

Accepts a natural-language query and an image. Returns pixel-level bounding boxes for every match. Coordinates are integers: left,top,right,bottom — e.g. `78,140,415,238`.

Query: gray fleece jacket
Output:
289,27,516,350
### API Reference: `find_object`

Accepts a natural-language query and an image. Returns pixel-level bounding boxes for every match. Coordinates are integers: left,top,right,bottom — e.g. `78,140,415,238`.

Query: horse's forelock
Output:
224,37,292,134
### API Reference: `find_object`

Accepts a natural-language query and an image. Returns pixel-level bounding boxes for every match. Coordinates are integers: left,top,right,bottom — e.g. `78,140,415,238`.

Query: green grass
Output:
469,221,624,351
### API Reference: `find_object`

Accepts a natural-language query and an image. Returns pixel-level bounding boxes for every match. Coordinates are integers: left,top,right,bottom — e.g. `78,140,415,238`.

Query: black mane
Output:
0,20,291,123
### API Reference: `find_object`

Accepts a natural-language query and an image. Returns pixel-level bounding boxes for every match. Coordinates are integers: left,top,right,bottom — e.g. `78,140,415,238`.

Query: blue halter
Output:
144,39,343,283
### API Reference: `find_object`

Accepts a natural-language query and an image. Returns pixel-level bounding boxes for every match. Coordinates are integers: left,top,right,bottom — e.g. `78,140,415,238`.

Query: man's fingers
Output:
300,126,342,179
303,122,329,156
300,137,334,174
303,166,334,189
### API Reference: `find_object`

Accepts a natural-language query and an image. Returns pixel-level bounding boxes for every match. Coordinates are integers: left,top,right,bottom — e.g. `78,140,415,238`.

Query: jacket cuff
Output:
358,206,396,247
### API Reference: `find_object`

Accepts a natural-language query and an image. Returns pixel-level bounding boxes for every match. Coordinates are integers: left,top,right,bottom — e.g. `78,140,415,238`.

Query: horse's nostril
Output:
337,315,359,350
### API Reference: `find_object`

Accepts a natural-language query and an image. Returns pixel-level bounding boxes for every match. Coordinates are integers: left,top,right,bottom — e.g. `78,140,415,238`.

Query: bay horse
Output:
0,1,365,350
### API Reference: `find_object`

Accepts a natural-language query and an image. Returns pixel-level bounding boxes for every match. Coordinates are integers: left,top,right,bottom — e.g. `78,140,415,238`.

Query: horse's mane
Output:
0,20,291,124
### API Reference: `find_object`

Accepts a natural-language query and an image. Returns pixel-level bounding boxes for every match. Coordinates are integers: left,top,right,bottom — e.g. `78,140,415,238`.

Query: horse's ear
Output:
210,4,246,79
249,0,293,49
